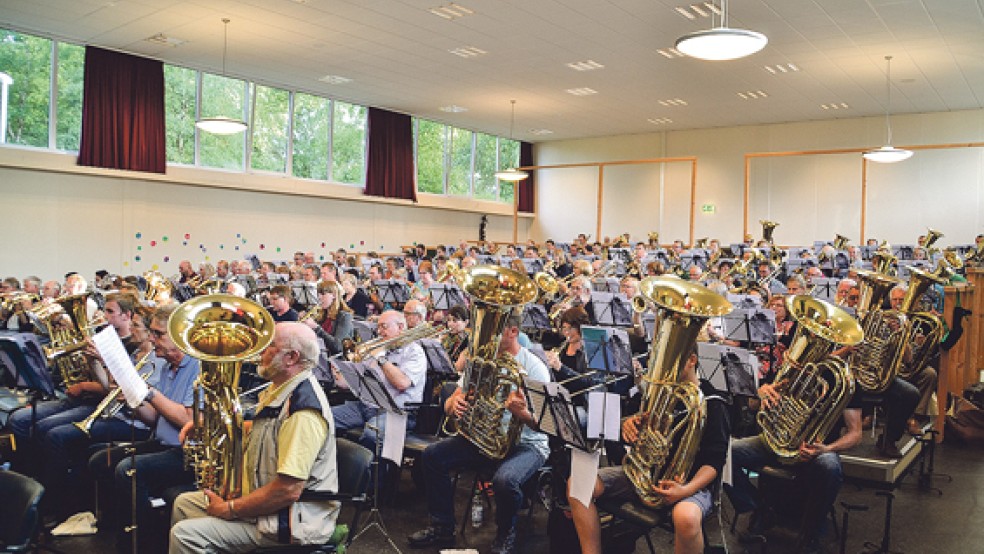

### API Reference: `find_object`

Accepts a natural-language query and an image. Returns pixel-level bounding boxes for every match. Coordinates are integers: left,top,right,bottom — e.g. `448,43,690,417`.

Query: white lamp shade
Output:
196,116,248,135
495,168,529,182
862,145,913,163
675,27,768,61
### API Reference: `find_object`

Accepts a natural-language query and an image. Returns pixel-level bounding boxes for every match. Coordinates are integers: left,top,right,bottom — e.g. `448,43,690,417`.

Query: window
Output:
331,101,366,184
164,65,196,165
292,92,331,180
199,74,247,170
250,84,289,173
416,119,446,194
448,127,473,196
499,138,520,203
55,42,84,151
0,29,51,147
473,132,498,200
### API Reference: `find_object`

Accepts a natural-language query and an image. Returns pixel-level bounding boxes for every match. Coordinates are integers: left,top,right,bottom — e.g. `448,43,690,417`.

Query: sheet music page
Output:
586,391,621,440
525,379,557,436
381,411,408,466
722,438,734,486
569,449,601,508
92,326,148,408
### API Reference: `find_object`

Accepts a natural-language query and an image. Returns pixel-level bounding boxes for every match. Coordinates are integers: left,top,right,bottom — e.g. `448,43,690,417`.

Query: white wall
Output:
0,148,530,280
534,109,984,247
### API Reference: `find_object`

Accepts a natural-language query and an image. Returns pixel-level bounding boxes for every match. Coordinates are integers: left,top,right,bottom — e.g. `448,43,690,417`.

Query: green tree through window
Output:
199,74,247,170
164,65,196,164
292,92,330,180
55,42,83,151
0,29,51,147
251,84,289,173
332,101,366,184
416,119,446,194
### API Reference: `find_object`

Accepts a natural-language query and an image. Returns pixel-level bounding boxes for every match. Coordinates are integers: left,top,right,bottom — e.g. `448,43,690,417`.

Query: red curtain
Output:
518,141,535,213
364,107,416,202
77,47,165,173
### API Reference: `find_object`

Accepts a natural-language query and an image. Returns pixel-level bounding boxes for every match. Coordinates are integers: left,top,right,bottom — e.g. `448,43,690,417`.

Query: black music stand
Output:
332,359,404,553
373,280,410,307
893,244,915,261
521,258,544,275
266,273,288,286
291,281,318,307
722,308,776,346
521,305,551,335
171,282,194,303
475,254,496,265
231,275,257,295
581,326,634,397
860,245,878,261
524,378,591,452
590,277,620,294
419,340,456,378
678,252,701,272
696,342,759,398
428,284,465,311
726,293,763,309
810,277,839,303
588,292,633,327
641,314,657,342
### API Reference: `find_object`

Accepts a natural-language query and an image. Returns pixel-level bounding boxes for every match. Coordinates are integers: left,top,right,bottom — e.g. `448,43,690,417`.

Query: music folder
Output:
606,248,631,263
696,342,759,397
588,292,633,327
373,279,410,305
809,277,839,303
521,304,551,333
419,339,456,378
428,283,465,311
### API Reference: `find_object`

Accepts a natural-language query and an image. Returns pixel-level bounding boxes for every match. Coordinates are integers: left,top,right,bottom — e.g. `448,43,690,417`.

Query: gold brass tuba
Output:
623,276,733,507
847,268,905,393
168,294,275,498
41,293,103,387
760,220,779,244
758,295,863,463
896,266,949,379
449,265,538,460
833,234,850,251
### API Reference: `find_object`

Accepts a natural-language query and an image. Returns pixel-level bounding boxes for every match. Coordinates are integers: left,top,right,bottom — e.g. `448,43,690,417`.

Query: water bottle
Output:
471,490,484,528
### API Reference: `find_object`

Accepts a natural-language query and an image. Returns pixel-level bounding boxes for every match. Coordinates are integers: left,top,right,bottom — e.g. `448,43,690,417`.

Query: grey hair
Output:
278,323,319,370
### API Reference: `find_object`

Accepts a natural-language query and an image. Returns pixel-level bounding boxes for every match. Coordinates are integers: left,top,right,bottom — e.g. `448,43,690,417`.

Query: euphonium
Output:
833,234,850,251
623,276,733,507
533,271,559,301
847,269,905,393
647,232,660,249
871,242,897,275
169,294,275,498
896,266,948,379
41,293,103,387
143,271,174,304
760,220,779,243
758,295,863,463
922,228,943,252
447,265,538,460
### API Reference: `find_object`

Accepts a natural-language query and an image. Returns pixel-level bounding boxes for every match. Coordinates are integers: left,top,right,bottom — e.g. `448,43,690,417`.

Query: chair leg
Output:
643,531,657,554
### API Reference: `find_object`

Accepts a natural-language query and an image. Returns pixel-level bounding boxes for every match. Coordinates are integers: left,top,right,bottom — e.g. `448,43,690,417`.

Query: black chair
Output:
0,470,45,553
253,437,373,553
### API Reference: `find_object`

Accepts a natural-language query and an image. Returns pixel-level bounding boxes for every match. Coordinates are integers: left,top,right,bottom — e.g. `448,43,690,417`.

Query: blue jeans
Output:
331,400,415,452
7,397,94,442
730,435,842,542
421,436,546,536
43,418,150,497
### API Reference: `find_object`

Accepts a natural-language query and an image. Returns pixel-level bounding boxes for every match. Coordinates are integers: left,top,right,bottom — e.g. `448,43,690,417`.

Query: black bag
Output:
945,396,984,446
963,382,984,410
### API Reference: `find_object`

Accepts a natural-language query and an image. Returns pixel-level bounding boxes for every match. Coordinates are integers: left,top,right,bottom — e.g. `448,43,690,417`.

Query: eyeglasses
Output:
149,328,166,338
403,311,420,317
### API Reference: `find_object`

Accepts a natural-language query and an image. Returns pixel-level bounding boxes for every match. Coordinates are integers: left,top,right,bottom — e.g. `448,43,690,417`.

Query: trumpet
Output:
73,352,153,436
299,305,326,324
437,260,465,284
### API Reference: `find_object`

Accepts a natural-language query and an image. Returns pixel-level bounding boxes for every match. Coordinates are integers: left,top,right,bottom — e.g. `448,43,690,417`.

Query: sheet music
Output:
92,326,148,408
382,411,408,466
586,391,620,440
525,380,556,436
569,449,602,509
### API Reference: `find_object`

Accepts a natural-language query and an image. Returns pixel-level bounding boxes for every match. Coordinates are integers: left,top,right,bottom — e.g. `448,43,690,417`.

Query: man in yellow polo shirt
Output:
169,322,339,553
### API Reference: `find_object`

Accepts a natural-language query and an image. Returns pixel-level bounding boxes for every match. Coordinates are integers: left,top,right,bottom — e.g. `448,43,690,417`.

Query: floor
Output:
37,434,984,554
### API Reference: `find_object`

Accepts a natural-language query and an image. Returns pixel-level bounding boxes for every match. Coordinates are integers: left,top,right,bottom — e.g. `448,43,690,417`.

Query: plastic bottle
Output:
471,490,484,527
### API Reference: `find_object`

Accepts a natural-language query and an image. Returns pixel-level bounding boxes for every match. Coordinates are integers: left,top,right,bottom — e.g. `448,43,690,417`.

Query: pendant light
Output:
863,56,912,163
675,0,767,61
196,18,248,135
494,100,529,182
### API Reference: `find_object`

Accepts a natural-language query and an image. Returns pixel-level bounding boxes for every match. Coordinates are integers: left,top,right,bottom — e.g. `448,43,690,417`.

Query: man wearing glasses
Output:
403,299,428,329
331,310,426,450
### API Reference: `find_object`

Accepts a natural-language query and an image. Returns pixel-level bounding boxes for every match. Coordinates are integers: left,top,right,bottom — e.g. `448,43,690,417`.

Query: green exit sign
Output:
701,203,716,214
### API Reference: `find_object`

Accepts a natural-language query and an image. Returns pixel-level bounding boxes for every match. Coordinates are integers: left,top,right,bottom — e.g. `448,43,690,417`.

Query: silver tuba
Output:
168,294,275,498
623,276,733,507
448,265,538,460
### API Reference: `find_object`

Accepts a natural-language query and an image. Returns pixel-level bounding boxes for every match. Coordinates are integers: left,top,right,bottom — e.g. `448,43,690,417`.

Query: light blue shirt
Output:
151,354,200,447
512,347,551,459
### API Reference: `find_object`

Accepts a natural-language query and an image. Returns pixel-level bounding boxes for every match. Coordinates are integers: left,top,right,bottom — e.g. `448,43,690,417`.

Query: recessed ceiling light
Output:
144,33,186,47
647,117,673,125
764,63,799,74
529,128,554,136
318,74,352,84
674,2,719,20
657,48,685,59
566,60,605,71
439,105,468,113
820,102,849,110
737,90,769,99
566,87,598,96
429,2,474,19
449,46,487,58
657,98,688,107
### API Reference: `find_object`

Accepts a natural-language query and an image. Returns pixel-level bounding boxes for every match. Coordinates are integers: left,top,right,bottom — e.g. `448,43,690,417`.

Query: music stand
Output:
810,277,839,303
581,326,633,378
428,284,465,311
860,245,878,261
893,244,915,261
521,258,544,275
696,342,759,397
524,378,591,452
419,340,456,378
475,254,496,265
351,320,377,342
171,282,194,303
726,293,763,309
332,360,404,553
641,314,657,342
588,292,633,327
607,248,631,263
291,281,319,307
373,280,410,307
521,305,551,335
231,275,257,295
590,277,620,294
266,272,288,286
722,308,776,346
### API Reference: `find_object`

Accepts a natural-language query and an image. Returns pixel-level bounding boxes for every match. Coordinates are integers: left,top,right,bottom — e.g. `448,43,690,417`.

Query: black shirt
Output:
346,290,371,319
272,308,299,322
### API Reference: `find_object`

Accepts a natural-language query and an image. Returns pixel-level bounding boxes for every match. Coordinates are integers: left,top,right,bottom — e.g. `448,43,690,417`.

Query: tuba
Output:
168,294,275,498
448,265,538,460
833,234,850,251
760,220,779,244
41,293,103,387
758,295,863,463
623,276,733,507
922,228,943,253
896,266,948,379
847,269,905,392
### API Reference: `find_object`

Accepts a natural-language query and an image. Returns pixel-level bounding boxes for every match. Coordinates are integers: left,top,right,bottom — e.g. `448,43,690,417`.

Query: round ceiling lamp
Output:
494,99,529,182
674,1,767,61
863,56,913,164
196,19,248,135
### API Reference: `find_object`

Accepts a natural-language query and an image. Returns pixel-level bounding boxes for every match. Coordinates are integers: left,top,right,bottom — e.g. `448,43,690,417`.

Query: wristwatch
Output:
144,387,157,404
376,355,388,367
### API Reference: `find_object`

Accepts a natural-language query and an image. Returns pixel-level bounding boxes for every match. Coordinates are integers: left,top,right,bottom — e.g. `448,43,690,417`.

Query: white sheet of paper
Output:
569,449,601,509
381,411,408,466
92,326,148,408
722,438,733,486
586,391,621,440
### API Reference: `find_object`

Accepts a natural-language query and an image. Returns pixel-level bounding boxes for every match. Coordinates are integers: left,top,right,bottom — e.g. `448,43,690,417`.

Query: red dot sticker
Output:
164,256,170,262
260,244,265,250
150,240,157,247
184,233,191,239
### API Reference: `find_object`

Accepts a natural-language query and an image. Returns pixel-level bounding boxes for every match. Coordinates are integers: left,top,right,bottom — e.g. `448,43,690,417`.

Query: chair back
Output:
336,438,373,497
0,470,44,551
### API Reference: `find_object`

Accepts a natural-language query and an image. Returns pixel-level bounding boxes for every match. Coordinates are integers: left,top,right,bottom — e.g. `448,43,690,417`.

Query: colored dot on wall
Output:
123,261,129,267
152,264,159,270
135,232,142,239
205,256,210,261
235,246,240,251
319,255,325,261
137,246,142,251
321,242,326,248
276,247,281,253
184,233,190,239
242,239,247,244
199,244,204,249
182,241,188,246
360,241,365,246
135,256,141,262
260,244,265,250
164,256,170,262
150,240,157,247
350,244,354,249
162,236,169,242
220,245,224,249
236,233,241,238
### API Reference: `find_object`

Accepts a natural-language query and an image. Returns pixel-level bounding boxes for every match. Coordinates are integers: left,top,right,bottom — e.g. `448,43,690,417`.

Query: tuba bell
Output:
40,293,104,387
847,268,905,393
758,295,863,463
833,234,850,251
168,294,275,498
623,276,733,507
447,265,538,460
895,266,949,380
760,220,779,244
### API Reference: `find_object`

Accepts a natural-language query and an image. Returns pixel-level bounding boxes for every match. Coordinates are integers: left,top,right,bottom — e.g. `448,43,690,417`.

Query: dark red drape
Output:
77,47,165,173
364,107,416,202
518,141,535,213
